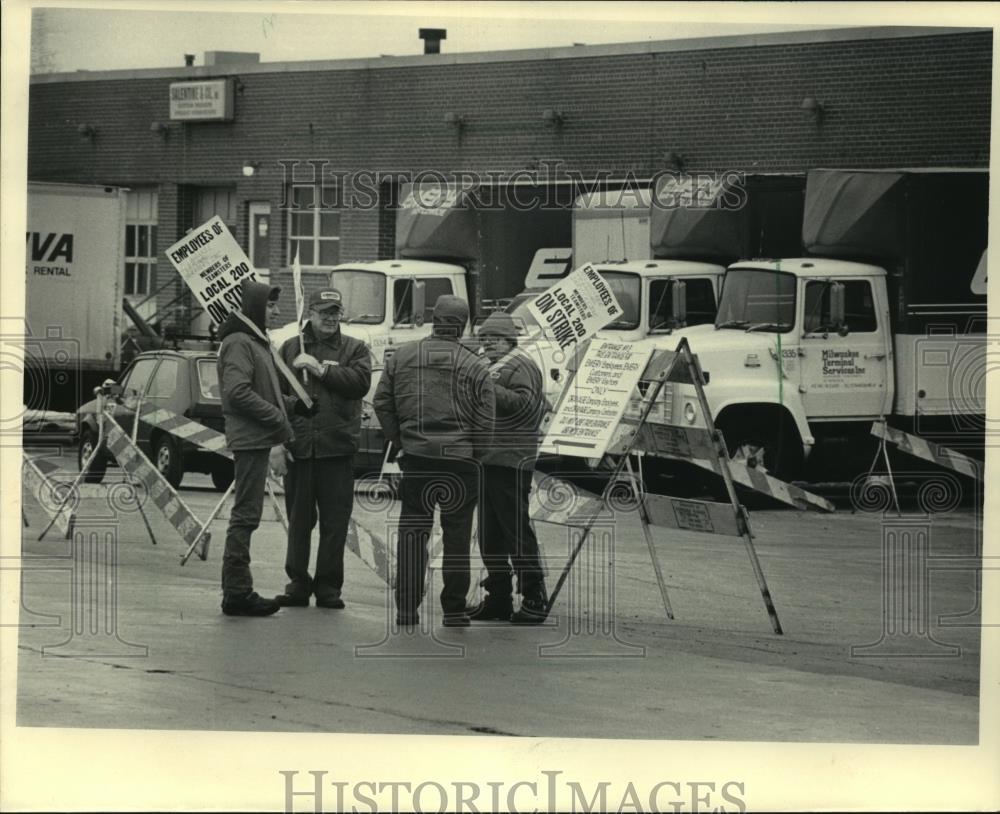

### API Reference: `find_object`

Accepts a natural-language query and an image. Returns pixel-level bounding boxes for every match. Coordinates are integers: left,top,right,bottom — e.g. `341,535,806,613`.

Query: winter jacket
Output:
279,323,372,459
373,333,495,463
480,348,547,470
217,280,293,451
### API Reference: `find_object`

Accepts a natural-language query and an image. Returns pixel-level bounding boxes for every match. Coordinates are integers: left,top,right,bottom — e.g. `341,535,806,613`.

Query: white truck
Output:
24,182,129,413
270,182,573,470
662,169,989,481
513,174,806,425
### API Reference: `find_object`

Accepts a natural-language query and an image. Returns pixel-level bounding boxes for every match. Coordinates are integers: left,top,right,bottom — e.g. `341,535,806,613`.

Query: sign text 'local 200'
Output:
168,220,255,323
532,266,618,350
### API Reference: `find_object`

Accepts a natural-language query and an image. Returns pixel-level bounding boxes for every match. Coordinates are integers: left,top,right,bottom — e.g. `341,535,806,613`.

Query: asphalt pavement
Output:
16,449,982,743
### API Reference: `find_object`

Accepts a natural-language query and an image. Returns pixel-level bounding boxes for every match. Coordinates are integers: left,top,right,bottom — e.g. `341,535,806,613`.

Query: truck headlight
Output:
683,402,697,424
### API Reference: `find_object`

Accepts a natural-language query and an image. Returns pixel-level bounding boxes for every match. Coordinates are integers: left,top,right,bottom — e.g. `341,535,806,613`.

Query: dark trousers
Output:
221,448,270,598
283,455,354,600
479,464,546,600
396,454,479,616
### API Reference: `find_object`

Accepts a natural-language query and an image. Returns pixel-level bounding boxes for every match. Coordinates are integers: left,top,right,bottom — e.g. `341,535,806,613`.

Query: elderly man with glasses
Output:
275,288,371,610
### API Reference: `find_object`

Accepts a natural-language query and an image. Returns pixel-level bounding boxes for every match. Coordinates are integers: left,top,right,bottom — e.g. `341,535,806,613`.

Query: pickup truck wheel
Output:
718,417,802,484
153,435,184,489
78,429,107,484
210,461,234,492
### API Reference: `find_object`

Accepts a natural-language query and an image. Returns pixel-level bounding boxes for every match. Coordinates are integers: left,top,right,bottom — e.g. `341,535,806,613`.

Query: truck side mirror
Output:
671,280,687,328
412,281,426,327
829,282,847,335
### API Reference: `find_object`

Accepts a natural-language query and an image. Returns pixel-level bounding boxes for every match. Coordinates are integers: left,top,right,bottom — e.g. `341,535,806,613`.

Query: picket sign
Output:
536,338,785,635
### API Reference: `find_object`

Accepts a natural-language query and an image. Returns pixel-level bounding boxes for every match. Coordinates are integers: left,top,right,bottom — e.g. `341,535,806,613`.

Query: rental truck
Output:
25,181,175,414
662,169,988,481
24,182,129,413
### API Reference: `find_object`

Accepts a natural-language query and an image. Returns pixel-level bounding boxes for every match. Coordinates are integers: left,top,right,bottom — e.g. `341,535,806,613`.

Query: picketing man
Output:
468,311,550,624
373,295,495,627
275,288,372,609
216,280,294,617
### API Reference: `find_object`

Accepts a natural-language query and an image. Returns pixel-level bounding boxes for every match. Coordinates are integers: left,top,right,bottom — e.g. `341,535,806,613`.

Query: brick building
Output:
27,25,992,333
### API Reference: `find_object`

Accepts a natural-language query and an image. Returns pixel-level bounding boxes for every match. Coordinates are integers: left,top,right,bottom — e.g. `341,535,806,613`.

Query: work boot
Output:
222,591,280,617
274,593,310,607
466,592,513,621
510,596,548,625
442,613,471,627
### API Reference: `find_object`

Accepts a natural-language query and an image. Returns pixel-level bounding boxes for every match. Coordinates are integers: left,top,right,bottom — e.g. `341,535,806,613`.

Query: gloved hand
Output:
293,398,319,418
292,353,324,377
268,445,290,478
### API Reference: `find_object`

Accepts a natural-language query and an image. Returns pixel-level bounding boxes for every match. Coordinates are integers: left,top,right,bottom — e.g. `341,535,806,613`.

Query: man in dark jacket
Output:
217,280,294,616
468,311,550,624
275,288,371,609
373,295,495,627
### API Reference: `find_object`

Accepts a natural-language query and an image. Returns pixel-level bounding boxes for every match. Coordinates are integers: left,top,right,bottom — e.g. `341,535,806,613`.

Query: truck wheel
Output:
210,460,234,492
78,429,107,484
718,417,802,484
152,435,184,489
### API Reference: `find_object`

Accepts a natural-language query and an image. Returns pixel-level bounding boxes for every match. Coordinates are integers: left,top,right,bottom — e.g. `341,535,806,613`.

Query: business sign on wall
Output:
169,79,234,121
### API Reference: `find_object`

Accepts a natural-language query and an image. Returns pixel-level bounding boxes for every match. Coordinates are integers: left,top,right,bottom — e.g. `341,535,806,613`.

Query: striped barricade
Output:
530,474,610,527
22,454,77,538
605,419,834,513
346,515,446,586
531,474,746,538
139,405,232,460
871,423,981,479
104,420,208,551
641,493,747,537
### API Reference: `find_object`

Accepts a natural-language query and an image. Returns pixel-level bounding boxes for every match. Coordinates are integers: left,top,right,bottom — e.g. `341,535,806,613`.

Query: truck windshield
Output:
715,267,796,333
329,270,386,324
598,271,641,330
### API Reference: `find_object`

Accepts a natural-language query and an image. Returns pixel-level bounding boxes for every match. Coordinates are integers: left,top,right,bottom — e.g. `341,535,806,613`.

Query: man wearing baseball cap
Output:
275,287,371,609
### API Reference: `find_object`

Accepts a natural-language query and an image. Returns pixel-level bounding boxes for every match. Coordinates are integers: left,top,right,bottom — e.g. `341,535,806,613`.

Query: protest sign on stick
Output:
167,217,312,407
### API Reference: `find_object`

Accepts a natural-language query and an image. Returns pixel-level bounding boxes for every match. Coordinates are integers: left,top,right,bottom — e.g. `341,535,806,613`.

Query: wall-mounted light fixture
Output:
541,108,565,128
663,150,686,172
150,121,171,139
242,161,260,178
800,96,826,120
77,123,96,141
443,111,465,129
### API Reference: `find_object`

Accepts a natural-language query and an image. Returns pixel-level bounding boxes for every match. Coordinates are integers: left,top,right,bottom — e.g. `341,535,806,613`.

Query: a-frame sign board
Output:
538,337,784,635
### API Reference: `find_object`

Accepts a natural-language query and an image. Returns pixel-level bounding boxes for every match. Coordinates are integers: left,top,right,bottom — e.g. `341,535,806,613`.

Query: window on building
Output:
124,189,158,297
287,184,341,269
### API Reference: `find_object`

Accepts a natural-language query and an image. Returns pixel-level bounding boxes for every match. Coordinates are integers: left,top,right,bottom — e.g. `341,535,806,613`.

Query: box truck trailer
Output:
662,169,988,481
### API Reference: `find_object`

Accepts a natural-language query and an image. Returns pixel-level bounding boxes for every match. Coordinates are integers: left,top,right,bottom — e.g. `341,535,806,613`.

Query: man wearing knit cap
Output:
374,294,495,627
468,310,549,624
